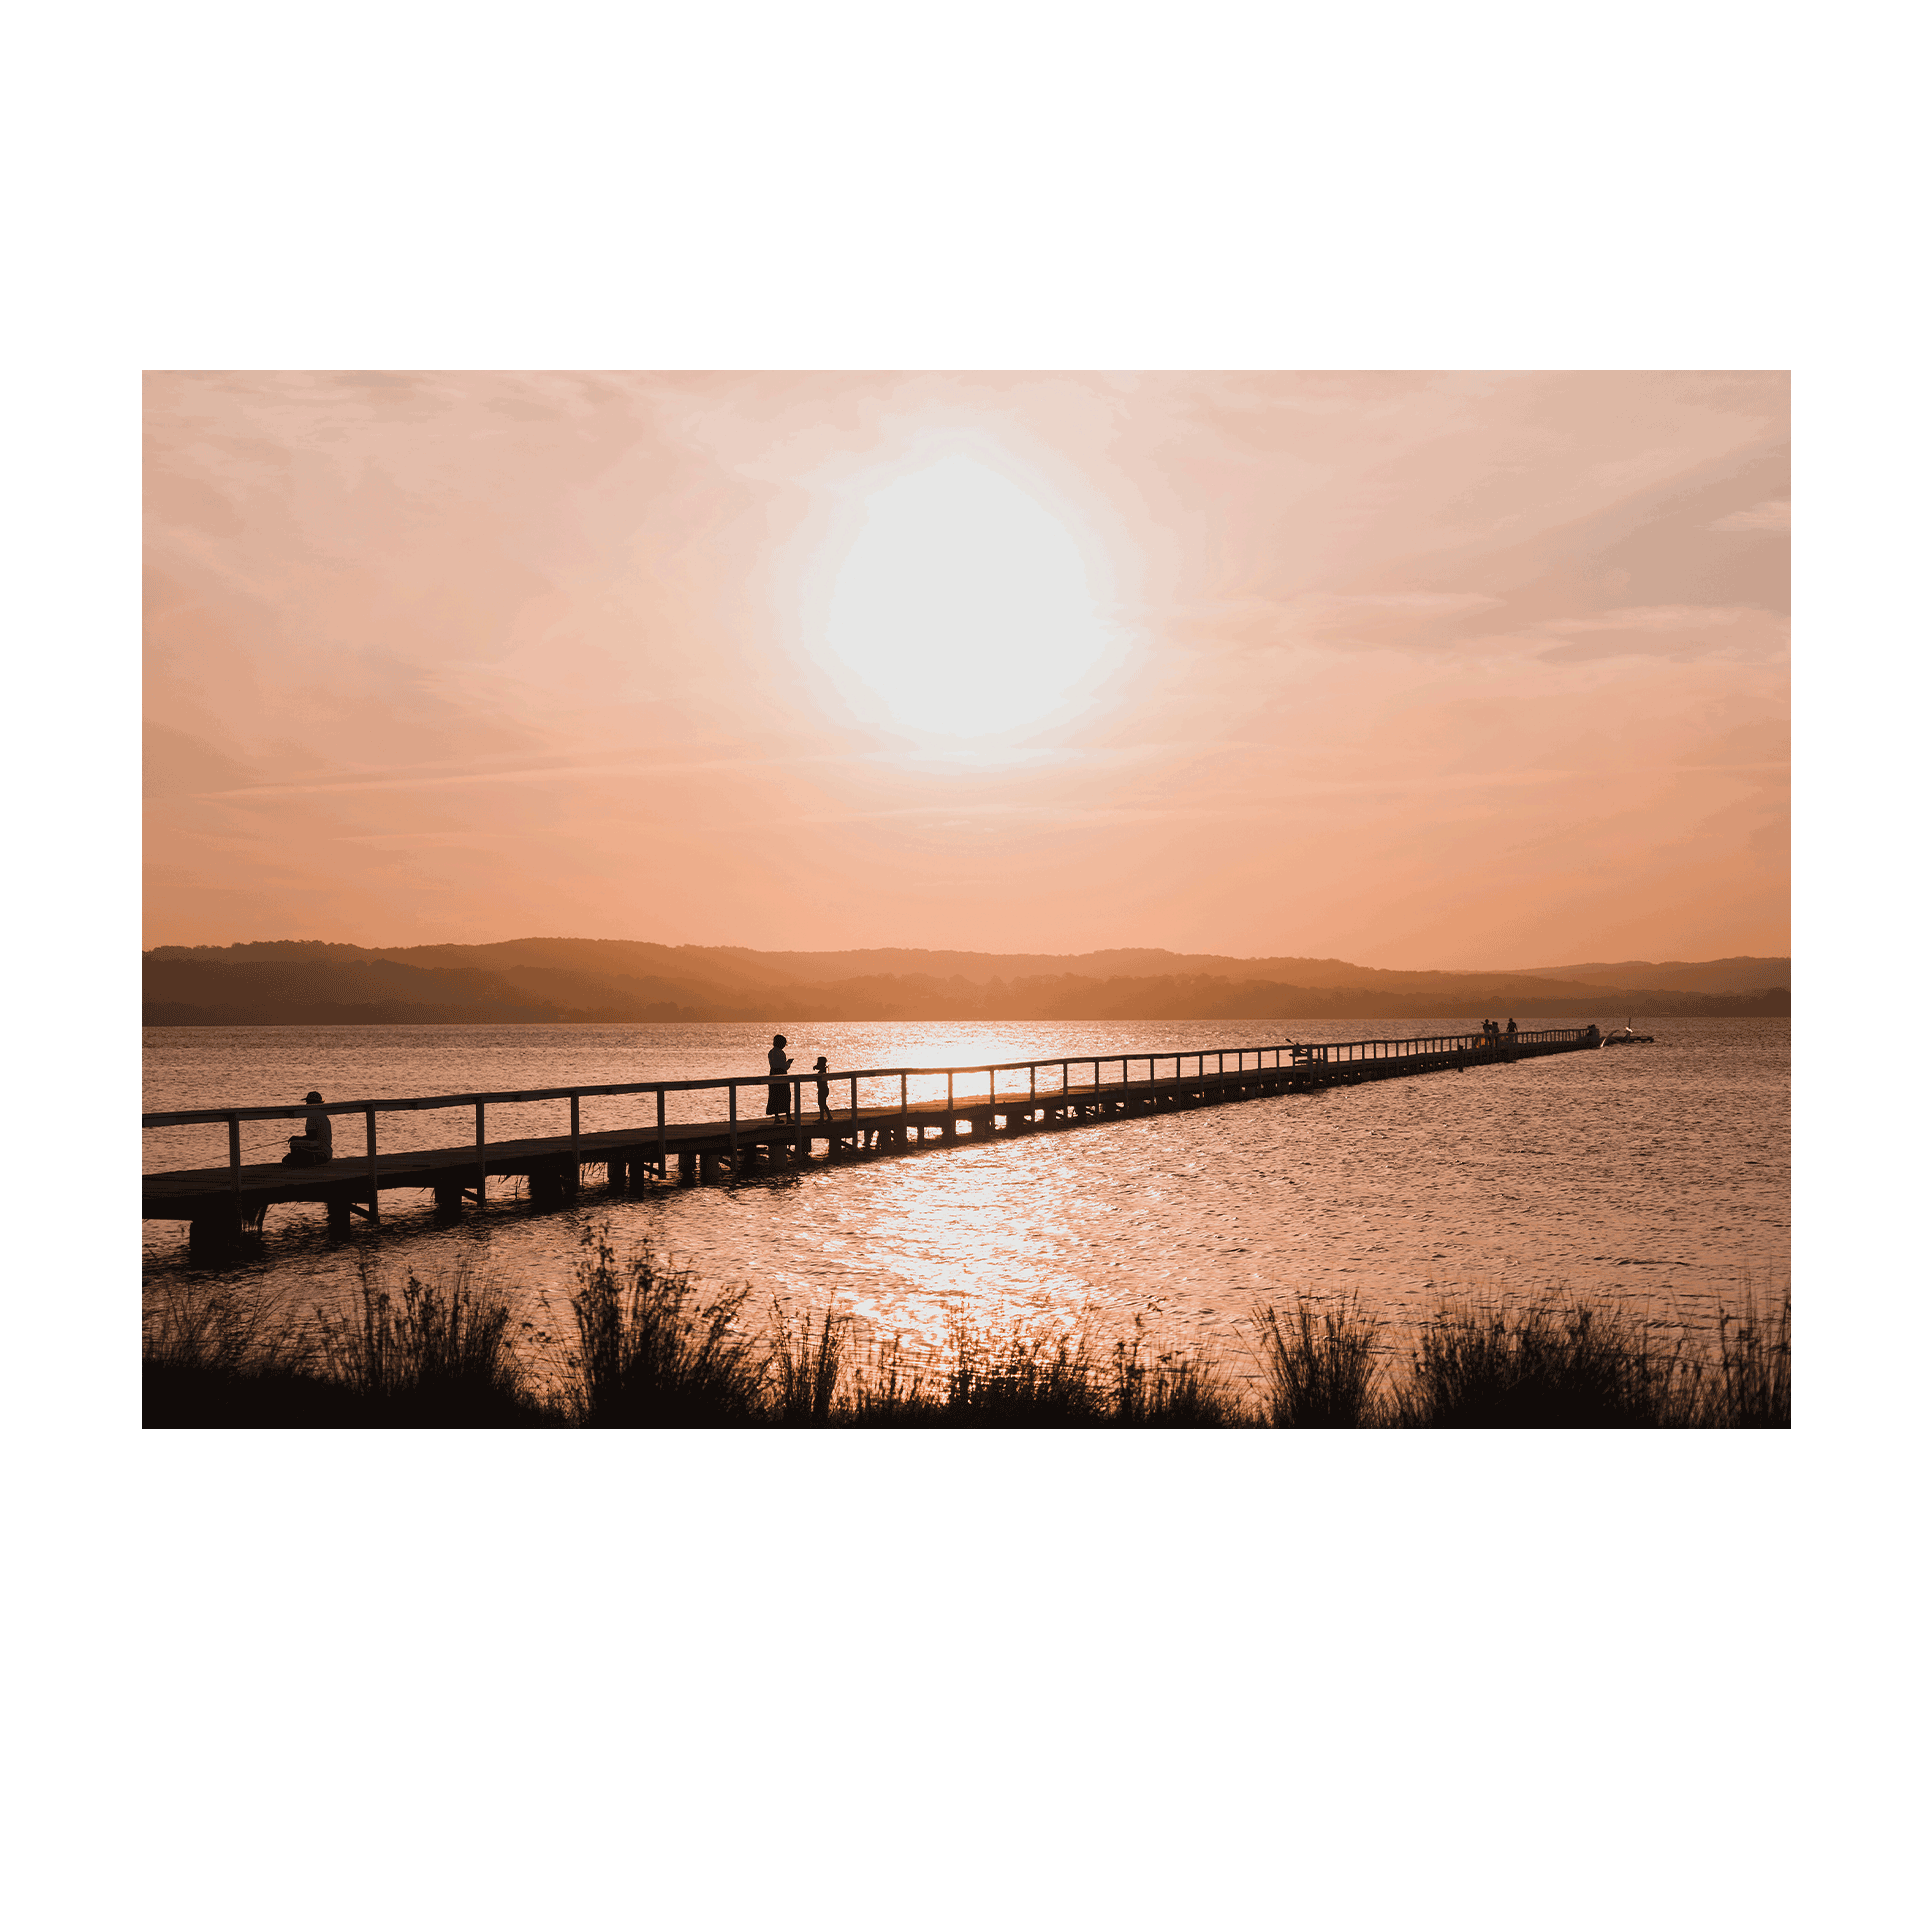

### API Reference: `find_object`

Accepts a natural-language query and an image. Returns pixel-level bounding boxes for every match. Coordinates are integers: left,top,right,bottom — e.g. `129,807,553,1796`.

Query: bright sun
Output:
822,455,1116,738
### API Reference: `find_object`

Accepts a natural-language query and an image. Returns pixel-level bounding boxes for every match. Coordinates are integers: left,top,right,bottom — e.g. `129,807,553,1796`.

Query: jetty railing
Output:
143,1028,1598,1198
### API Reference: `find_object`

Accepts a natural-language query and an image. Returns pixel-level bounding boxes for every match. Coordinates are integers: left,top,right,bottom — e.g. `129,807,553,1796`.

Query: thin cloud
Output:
1707,499,1789,533
1532,605,1747,635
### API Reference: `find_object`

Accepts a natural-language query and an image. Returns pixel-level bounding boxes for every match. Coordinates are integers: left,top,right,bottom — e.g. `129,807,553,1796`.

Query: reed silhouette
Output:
1251,1295,1386,1426
1393,1297,1706,1428
142,1240,1789,1429
310,1254,555,1425
565,1232,766,1426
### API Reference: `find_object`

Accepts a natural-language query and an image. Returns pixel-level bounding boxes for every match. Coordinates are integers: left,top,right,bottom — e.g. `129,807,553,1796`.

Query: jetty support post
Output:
729,1084,738,1174
570,1095,581,1197
655,1089,666,1193
474,1099,487,1203
227,1115,241,1209
365,1106,380,1223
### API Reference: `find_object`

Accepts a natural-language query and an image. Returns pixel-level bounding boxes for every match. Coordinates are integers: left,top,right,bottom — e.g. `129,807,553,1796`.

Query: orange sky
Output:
144,371,1787,968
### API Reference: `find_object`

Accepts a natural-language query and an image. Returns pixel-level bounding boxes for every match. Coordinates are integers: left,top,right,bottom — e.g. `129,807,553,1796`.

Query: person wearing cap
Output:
284,1092,333,1165
812,1056,832,1115
765,1036,794,1118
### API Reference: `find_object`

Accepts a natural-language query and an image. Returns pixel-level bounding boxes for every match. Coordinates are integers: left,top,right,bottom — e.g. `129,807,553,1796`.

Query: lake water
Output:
143,1019,1789,1389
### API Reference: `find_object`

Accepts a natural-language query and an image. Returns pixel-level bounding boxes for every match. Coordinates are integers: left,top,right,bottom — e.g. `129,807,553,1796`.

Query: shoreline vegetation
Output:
144,1236,1790,1429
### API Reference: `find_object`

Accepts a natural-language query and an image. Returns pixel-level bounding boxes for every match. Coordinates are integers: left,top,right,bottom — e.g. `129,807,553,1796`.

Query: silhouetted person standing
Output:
766,1035,793,1118
813,1056,831,1114
284,1092,333,1165
1506,1017,1518,1037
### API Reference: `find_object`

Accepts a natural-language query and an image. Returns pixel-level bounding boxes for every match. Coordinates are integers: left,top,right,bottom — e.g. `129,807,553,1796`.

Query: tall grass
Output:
1393,1297,1699,1428
145,1279,311,1377
142,1279,356,1426
312,1255,548,1425
842,1332,947,1425
565,1233,766,1426
1704,1289,1791,1427
1252,1295,1386,1426
949,1323,1107,1425
143,1231,1788,1430
768,1294,852,1425
1108,1325,1247,1426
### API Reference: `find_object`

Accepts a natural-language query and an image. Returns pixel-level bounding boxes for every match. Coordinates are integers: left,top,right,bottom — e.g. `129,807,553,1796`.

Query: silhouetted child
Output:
813,1056,831,1114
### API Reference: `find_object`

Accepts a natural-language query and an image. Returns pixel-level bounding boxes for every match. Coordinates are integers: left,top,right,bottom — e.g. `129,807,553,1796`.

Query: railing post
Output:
228,1114,241,1208
570,1094,580,1193
365,1106,379,1223
475,1100,486,1201
948,1070,954,1116
729,1083,738,1169
655,1088,666,1186
851,1073,859,1137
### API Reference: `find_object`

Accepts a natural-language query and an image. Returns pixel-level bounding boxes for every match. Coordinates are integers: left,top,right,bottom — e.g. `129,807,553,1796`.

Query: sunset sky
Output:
144,371,1788,968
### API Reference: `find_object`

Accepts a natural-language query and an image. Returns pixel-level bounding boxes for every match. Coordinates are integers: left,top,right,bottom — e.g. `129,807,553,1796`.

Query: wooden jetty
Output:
145,1026,1603,1256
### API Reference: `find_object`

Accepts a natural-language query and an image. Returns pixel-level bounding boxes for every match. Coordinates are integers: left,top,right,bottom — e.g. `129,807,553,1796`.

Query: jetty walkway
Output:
145,1026,1601,1256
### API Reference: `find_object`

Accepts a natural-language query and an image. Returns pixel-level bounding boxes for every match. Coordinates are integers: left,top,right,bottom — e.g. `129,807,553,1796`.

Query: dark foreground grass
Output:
143,1237,1788,1429
145,1258,561,1428
1391,1291,1790,1428
1253,1296,1386,1427
567,1235,766,1426
143,1283,362,1427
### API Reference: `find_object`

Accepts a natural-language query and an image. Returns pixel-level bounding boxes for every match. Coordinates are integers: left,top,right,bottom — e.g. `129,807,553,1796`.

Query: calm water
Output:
143,1019,1789,1383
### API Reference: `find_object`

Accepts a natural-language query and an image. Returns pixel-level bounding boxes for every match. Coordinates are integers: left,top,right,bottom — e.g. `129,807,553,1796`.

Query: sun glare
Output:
822,455,1117,738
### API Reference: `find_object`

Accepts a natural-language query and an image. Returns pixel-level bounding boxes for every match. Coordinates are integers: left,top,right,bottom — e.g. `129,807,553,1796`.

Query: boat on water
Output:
1600,1025,1655,1046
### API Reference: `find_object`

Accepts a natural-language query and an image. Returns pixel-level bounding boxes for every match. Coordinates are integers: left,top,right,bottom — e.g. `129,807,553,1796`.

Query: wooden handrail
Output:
143,1030,1599,1130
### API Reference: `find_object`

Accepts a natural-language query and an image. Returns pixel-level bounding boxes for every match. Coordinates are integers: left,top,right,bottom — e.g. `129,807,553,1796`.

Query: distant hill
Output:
1511,956,1788,996
143,939,1790,1026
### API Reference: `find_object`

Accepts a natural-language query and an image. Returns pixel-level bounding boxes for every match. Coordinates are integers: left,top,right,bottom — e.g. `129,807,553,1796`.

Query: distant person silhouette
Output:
813,1056,831,1114
1506,1017,1518,1037
766,1035,793,1118
283,1092,333,1165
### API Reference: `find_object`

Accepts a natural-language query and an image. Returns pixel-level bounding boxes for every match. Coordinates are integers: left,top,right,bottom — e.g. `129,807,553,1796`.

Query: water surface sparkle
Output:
144,1019,1788,1379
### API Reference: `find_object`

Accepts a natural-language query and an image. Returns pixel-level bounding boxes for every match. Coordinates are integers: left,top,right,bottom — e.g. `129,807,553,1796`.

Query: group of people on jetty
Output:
279,1017,1569,1163
762,1036,832,1119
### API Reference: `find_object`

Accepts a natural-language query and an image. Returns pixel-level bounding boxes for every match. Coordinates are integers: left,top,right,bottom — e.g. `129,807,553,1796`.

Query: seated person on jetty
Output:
284,1092,333,1166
